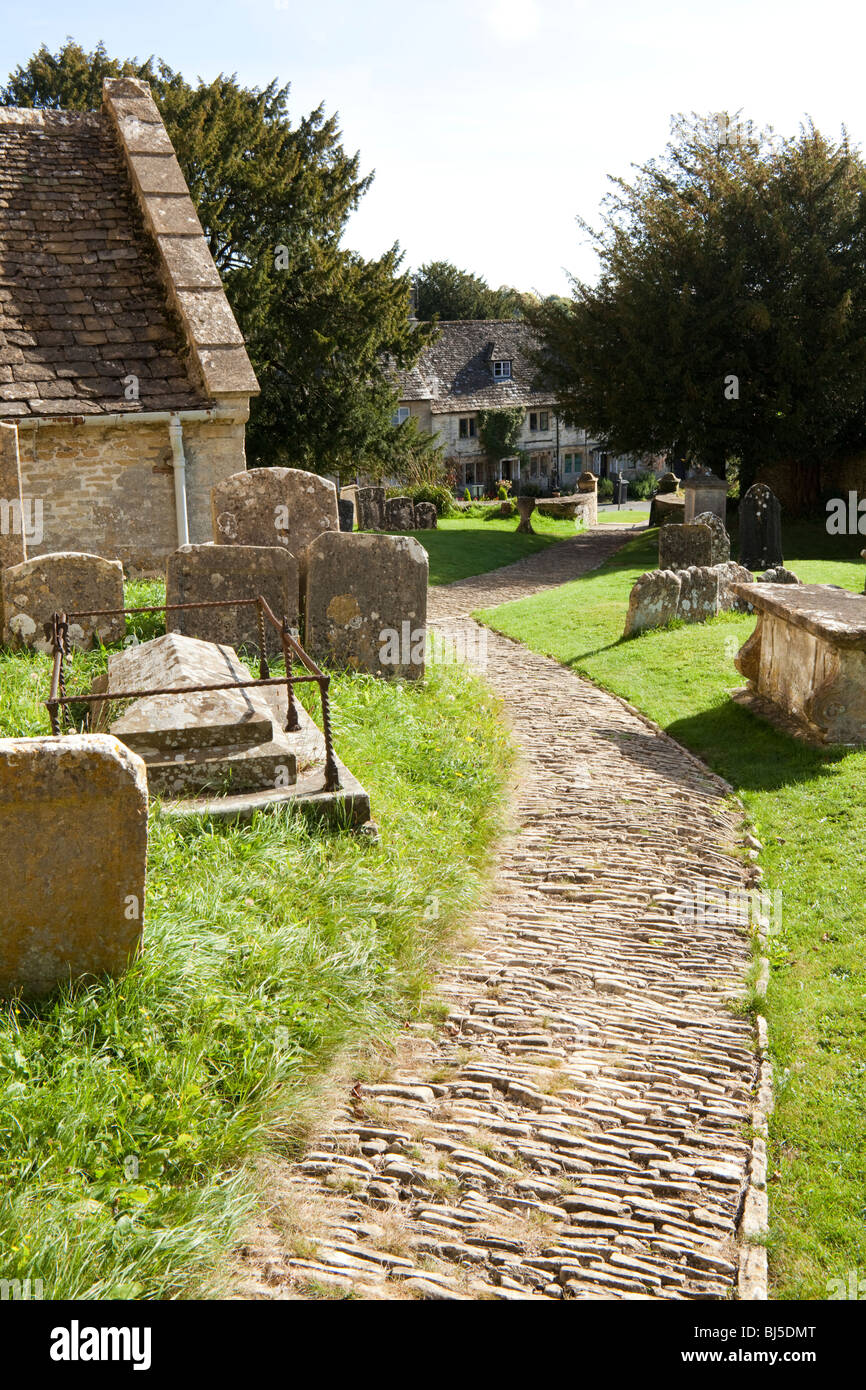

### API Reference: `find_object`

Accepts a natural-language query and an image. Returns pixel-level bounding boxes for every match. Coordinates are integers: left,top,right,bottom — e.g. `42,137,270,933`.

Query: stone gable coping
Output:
102,78,259,402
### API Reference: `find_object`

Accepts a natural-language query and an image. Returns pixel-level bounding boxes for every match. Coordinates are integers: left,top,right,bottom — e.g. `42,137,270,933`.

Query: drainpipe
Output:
168,414,189,547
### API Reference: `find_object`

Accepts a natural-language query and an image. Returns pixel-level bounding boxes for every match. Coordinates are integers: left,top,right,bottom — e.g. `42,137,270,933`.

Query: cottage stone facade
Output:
0,79,258,576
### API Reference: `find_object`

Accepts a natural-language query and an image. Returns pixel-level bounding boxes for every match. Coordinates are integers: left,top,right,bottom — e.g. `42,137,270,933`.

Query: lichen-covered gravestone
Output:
413,502,437,529
165,544,298,652
0,734,148,999
0,421,27,570
739,484,783,571
623,569,681,636
676,566,721,623
355,486,386,532
304,532,428,679
658,522,713,571
693,511,731,565
384,497,415,531
714,561,754,612
211,468,338,555
1,552,124,651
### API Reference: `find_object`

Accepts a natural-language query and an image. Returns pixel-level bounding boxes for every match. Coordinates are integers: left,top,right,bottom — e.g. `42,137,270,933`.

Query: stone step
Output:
144,734,298,797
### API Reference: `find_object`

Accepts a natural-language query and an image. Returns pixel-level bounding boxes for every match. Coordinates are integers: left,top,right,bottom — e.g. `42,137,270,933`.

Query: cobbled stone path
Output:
234,528,758,1301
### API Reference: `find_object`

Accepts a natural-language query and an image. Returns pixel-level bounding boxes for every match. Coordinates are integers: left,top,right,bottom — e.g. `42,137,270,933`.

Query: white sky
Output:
5,0,866,294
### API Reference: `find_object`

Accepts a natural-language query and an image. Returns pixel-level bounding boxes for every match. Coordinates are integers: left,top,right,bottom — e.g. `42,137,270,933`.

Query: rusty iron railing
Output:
44,595,341,792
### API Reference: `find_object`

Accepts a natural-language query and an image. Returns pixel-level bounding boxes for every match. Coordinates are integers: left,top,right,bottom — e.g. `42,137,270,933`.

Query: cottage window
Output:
458,417,477,439
391,406,410,426
492,359,512,379
539,411,549,430
529,412,537,431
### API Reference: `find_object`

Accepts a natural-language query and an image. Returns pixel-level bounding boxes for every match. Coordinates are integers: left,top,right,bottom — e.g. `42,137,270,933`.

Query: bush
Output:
628,470,657,500
518,482,542,498
464,487,471,502
404,483,457,517
597,477,614,502
487,501,516,519
498,483,510,500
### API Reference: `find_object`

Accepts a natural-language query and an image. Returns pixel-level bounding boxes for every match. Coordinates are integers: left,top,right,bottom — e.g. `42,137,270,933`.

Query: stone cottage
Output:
393,320,658,495
0,78,258,576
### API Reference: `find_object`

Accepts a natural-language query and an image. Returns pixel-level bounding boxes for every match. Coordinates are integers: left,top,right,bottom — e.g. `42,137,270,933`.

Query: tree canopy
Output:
414,260,531,321
1,40,433,479
528,114,866,512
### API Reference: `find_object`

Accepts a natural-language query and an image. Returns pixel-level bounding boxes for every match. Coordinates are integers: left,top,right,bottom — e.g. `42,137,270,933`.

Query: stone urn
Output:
516,496,536,534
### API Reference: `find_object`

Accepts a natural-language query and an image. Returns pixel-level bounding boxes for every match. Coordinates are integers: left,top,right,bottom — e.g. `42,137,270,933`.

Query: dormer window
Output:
492,359,512,380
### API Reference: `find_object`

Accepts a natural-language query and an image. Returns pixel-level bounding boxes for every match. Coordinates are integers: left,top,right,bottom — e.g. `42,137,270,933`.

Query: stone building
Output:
393,320,658,495
0,78,258,576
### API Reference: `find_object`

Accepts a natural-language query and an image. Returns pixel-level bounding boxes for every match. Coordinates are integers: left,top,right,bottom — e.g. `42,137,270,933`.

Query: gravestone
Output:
739,484,783,571
676,566,720,624
338,498,356,532
757,566,800,585
2,551,124,652
658,522,713,571
304,532,428,680
413,501,437,529
693,511,731,565
355,486,386,531
0,734,148,999
516,497,536,534
165,544,298,652
211,467,338,555
714,561,754,612
0,421,27,570
683,468,727,525
384,496,415,531
624,569,681,637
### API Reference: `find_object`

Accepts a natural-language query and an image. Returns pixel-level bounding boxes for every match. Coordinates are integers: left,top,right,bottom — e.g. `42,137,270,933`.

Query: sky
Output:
1,0,865,295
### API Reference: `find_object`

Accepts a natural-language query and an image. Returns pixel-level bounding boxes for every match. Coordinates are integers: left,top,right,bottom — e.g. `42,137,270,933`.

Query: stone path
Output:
233,528,759,1301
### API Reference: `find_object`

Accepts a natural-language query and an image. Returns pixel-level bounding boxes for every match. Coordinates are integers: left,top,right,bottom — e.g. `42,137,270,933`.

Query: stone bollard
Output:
516,497,536,534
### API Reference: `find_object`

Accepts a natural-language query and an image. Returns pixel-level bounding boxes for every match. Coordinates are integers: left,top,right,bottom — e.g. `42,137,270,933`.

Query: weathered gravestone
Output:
165,544,298,652
304,532,428,680
684,468,727,525
212,468,338,554
413,501,437,529
355,486,385,531
2,551,124,652
0,422,27,570
0,734,148,999
338,498,356,533
624,569,681,637
516,497,536,534
693,511,731,565
658,522,713,571
715,561,754,612
757,566,800,585
676,565,720,624
739,484,783,572
384,496,415,532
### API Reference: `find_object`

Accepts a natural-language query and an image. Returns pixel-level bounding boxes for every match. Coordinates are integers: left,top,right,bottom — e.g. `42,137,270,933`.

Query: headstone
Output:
757,566,800,585
739,484,783,572
656,471,680,495
2,551,125,652
356,486,386,532
683,468,727,525
413,502,438,530
658,522,713,571
624,569,681,637
304,532,428,680
676,565,721,624
516,497,536,534
384,496,415,531
165,544,298,652
0,421,27,569
693,511,731,565
338,498,356,533
714,561,754,612
0,734,148,999
211,467,338,554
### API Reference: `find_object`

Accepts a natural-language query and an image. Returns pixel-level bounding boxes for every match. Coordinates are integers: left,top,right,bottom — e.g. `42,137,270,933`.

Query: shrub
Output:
498,483,510,500
464,487,471,502
518,482,542,498
405,483,457,517
628,470,657,500
597,477,614,502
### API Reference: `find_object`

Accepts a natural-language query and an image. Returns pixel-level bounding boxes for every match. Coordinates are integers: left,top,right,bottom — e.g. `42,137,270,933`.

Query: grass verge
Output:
479,521,866,1300
386,514,580,584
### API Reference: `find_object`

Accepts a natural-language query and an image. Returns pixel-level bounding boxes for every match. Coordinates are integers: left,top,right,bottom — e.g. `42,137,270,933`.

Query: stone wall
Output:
15,413,247,577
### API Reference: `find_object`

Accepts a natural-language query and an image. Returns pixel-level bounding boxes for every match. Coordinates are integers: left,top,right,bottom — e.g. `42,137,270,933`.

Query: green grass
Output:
480,520,866,1301
0,600,512,1298
596,508,650,525
387,514,582,584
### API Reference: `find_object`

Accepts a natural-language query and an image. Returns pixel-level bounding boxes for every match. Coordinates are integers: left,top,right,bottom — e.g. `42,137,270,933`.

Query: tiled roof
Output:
396,320,555,414
0,106,209,418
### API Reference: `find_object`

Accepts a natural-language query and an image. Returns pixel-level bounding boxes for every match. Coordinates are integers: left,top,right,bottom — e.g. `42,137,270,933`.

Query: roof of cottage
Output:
395,320,555,414
0,83,258,421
